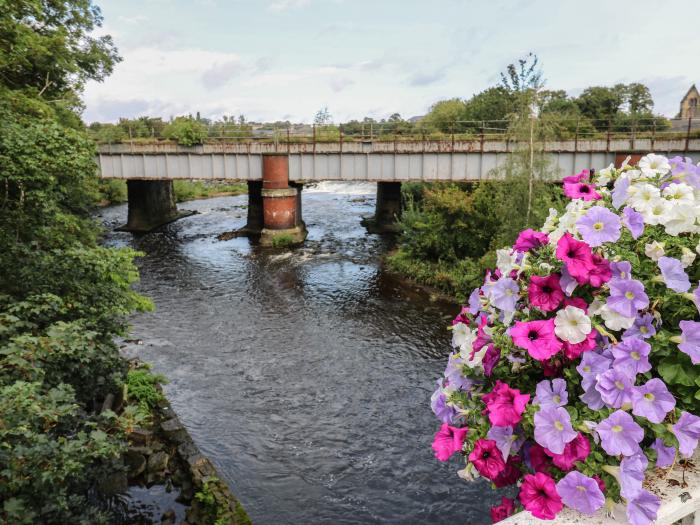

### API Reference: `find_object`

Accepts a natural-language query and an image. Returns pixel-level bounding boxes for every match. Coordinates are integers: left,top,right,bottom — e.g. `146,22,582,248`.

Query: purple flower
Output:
431,387,457,423
672,411,700,457
487,425,523,461
658,256,691,293
612,338,651,377
651,438,676,468
534,406,577,454
693,283,700,315
559,265,577,296
444,356,474,391
622,206,645,239
631,378,675,424
580,385,605,410
490,277,520,312
576,206,621,247
620,453,648,499
595,368,633,408
626,490,660,525
611,260,632,280
607,278,649,318
679,320,700,364
596,410,643,456
468,288,481,315
623,313,656,340
534,378,568,409
555,471,605,515
576,351,612,391
612,176,630,209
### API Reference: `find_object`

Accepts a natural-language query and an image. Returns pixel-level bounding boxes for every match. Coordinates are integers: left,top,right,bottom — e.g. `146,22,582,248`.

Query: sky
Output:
84,0,700,124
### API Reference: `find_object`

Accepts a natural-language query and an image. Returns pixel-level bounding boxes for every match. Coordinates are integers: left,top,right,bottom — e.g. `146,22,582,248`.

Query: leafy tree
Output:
500,52,544,93
421,98,467,132
163,116,208,145
314,106,332,125
575,86,625,123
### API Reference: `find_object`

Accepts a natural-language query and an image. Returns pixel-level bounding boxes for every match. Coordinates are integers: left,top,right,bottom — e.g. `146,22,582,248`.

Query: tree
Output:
462,87,518,127
314,106,332,125
625,83,654,114
421,98,467,132
575,86,625,123
500,52,544,93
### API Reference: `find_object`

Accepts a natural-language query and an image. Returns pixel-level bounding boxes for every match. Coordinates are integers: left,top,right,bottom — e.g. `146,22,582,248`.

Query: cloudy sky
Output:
84,0,699,124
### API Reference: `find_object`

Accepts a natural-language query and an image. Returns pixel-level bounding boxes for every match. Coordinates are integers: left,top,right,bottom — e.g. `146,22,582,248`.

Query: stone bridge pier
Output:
259,154,307,246
362,181,402,233
119,180,194,233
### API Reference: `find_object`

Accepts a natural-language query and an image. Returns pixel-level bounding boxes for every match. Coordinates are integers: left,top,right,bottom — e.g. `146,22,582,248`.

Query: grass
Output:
125,366,168,416
271,233,296,248
96,180,247,206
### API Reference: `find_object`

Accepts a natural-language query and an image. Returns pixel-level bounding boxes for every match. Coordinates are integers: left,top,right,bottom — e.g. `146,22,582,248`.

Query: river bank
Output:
98,179,248,207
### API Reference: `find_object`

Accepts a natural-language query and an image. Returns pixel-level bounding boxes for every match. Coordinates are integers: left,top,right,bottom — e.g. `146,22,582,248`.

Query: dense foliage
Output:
431,155,700,525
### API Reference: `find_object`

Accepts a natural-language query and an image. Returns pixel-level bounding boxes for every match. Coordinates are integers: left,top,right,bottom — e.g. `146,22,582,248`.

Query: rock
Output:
176,479,194,503
177,441,199,459
161,509,176,525
98,471,128,495
187,455,216,481
148,451,170,474
124,449,147,478
161,418,187,442
129,427,153,445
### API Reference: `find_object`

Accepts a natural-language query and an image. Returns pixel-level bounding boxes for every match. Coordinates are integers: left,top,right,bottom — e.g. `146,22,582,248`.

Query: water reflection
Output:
99,184,498,524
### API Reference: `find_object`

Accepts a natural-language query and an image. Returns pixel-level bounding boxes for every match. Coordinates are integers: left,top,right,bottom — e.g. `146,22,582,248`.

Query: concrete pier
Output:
244,181,264,235
260,155,307,246
119,180,194,233
363,181,402,233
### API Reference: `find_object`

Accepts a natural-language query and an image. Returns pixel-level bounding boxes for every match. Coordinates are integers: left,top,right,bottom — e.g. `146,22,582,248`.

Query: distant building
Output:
678,84,700,118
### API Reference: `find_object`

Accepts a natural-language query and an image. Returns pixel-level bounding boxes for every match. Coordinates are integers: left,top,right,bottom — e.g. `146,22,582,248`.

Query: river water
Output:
99,182,496,524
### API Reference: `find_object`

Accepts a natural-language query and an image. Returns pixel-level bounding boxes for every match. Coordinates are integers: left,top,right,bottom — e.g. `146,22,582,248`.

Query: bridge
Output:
97,136,700,242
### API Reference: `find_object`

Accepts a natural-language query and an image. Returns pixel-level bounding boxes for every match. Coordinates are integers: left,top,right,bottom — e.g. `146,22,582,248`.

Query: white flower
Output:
554,306,592,344
451,322,473,351
644,241,665,261
599,304,635,331
542,208,558,233
596,164,614,186
465,344,488,369
664,203,700,236
627,183,660,213
663,183,695,203
457,463,478,482
623,169,642,181
588,298,605,316
496,249,518,276
539,262,554,272
681,247,697,268
638,153,671,177
641,197,671,226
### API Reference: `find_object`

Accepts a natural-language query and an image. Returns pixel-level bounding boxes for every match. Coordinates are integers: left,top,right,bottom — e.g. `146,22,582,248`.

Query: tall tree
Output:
500,52,544,93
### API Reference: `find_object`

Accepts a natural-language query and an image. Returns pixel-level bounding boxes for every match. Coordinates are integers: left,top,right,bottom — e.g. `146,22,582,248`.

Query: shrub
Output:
163,116,208,146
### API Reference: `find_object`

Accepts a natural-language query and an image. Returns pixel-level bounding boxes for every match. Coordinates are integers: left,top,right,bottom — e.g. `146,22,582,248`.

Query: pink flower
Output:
544,432,590,471
563,181,601,201
514,229,550,252
469,438,506,480
490,497,516,523
587,254,612,288
519,472,563,520
431,423,469,461
493,455,523,488
483,344,501,377
528,443,553,474
556,233,595,282
452,306,470,326
563,329,598,360
563,296,588,312
528,274,564,312
482,380,530,427
562,169,590,184
511,319,563,361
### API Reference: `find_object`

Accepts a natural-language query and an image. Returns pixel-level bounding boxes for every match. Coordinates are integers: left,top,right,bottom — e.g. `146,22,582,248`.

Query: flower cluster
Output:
430,154,700,524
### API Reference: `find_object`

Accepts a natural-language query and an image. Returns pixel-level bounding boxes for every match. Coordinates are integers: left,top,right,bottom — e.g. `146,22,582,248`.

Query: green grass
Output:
96,180,247,206
271,233,296,248
125,367,168,416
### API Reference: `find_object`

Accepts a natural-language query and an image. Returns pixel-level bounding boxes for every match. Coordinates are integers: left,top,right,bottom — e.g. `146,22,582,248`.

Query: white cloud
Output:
267,0,311,12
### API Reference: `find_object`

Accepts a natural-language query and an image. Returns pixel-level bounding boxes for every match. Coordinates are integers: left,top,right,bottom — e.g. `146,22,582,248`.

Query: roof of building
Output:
681,84,699,102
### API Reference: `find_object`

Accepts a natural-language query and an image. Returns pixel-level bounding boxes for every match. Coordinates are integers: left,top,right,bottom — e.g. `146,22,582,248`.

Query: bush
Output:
163,116,208,146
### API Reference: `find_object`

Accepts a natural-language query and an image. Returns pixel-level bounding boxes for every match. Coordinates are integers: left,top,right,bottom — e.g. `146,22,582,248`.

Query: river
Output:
99,182,497,525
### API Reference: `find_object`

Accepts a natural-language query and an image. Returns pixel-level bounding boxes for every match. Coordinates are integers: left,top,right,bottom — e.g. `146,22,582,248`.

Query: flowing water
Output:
99,182,498,524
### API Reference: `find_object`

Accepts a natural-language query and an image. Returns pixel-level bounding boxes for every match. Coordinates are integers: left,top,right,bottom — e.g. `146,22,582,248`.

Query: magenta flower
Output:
556,233,595,283
626,490,660,525
607,278,649,318
483,344,501,377
468,438,505,480
491,277,520,312
623,313,656,340
679,320,700,364
631,378,675,424
576,206,621,247
511,319,563,361
528,274,564,312
658,256,691,293
493,455,523,488
519,472,563,520
587,254,612,288
612,337,652,377
596,410,643,456
563,329,598,360
514,228,549,252
556,471,605,515
544,432,590,471
564,181,601,201
562,169,589,184
432,423,469,461
576,351,612,391
596,368,633,408
650,438,675,468
622,206,645,239
620,453,648,499
452,306,470,326
534,406,577,454
482,380,530,427
672,411,700,457
534,378,568,409
490,496,515,523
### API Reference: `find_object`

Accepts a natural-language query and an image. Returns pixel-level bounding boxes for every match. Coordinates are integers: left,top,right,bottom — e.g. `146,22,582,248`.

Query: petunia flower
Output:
493,455,523,488
487,425,523,461
559,265,577,296
626,489,660,525
430,387,457,423
678,320,700,364
544,432,590,471
576,206,621,247
671,411,700,457
611,260,633,280
619,452,648,499
650,438,676,468
555,471,605,515
482,380,530,427
519,472,563,520
596,410,643,456
612,337,652,377
576,351,612,391
432,423,469,461
622,206,644,239
658,256,691,293
534,406,577,454
514,229,549,252
468,438,505,480
510,319,563,361
528,274,564,312
556,233,595,283
612,176,630,209
490,496,515,524
664,202,699,236
587,254,612,288
482,344,501,377
490,277,520,312
468,288,482,315
639,153,671,176
607,278,649,318
563,329,598,360
564,181,601,201
563,169,590,184
622,313,656,340
581,383,606,410
554,305,592,344
600,304,636,331
631,378,675,424
595,368,633,408
534,378,568,409
644,241,665,261
525,442,553,474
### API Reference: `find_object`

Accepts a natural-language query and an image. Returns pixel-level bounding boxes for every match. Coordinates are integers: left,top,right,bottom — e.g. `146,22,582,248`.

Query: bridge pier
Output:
243,181,264,235
363,181,402,233
260,154,307,246
118,180,194,233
